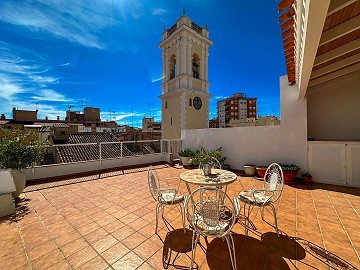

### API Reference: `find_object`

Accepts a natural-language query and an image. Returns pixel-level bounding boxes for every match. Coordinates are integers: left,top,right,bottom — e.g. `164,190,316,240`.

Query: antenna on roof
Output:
35,102,38,111
183,8,186,15
131,106,134,127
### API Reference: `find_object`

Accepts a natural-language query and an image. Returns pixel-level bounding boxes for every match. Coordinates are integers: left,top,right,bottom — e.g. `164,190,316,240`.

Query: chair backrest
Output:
263,163,284,202
148,166,160,201
185,186,236,238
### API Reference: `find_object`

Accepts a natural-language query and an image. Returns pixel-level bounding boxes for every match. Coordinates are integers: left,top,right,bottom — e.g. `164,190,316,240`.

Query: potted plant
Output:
0,127,47,198
301,172,312,184
280,163,300,184
256,166,267,178
244,164,256,176
191,147,225,176
178,148,195,166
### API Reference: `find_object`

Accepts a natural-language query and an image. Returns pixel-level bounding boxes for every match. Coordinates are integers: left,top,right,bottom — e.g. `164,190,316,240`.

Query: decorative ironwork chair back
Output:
263,163,284,202
186,187,236,237
148,166,160,201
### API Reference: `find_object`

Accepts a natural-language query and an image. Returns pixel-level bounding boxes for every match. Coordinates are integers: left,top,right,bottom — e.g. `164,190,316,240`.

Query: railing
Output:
40,139,181,166
167,23,177,37
191,22,202,35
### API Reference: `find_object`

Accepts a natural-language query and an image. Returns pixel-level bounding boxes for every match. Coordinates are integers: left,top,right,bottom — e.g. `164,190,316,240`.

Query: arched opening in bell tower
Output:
192,54,200,79
169,54,176,80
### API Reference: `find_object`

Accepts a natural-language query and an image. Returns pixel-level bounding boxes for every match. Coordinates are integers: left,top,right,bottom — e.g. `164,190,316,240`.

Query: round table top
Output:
180,169,237,186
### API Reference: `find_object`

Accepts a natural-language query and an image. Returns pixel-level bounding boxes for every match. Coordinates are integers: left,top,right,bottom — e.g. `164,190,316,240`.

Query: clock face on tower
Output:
193,97,202,110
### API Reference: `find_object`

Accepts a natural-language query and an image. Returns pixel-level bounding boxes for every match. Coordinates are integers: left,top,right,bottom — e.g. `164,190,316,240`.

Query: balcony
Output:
1,165,359,269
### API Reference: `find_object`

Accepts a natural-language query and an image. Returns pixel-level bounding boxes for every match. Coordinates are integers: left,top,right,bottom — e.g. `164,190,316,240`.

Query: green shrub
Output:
0,127,48,170
191,146,226,166
279,163,300,172
178,148,195,157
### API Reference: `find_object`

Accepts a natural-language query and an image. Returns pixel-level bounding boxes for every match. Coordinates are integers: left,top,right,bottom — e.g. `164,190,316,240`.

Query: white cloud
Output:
0,43,74,119
151,76,164,83
214,96,226,100
151,8,167,16
32,89,73,102
0,79,27,100
0,0,118,49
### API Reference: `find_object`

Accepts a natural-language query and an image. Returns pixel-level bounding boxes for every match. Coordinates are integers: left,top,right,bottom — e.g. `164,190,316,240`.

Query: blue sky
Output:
0,0,285,127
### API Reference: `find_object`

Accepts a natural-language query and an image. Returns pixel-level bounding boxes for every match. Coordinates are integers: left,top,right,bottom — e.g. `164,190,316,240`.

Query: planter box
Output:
244,165,256,176
283,171,298,184
180,157,191,166
0,193,15,217
256,167,267,179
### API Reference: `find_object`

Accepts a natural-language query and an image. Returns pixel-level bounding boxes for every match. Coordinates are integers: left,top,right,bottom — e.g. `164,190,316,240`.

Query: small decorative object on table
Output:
191,147,225,176
301,172,312,184
279,163,300,184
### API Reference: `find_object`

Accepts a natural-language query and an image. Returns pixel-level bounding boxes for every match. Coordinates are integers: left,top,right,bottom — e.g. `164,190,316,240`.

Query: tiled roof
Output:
68,133,118,143
39,126,51,132
55,133,133,163
53,123,70,128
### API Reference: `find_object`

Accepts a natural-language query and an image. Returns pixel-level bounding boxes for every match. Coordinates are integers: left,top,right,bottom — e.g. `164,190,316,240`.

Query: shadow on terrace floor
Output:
158,228,358,270
0,197,31,224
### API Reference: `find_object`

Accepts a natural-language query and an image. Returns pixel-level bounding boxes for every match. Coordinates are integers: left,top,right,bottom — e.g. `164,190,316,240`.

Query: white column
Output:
162,51,166,82
200,48,205,80
165,51,169,81
180,40,187,75
187,42,193,76
205,50,209,81
176,43,181,77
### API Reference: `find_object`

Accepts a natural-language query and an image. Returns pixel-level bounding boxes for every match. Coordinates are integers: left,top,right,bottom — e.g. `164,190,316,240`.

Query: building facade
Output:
159,13,213,139
217,93,257,128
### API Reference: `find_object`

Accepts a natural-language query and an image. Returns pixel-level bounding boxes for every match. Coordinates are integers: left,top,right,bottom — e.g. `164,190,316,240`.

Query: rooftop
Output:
1,165,359,269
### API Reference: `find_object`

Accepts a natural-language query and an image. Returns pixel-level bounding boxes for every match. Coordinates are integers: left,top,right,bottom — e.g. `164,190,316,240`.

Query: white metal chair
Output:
147,166,186,234
237,163,284,237
185,186,238,270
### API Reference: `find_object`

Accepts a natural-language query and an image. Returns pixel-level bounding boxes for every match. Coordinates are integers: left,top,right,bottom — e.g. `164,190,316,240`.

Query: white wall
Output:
307,70,360,141
182,76,308,171
24,154,168,181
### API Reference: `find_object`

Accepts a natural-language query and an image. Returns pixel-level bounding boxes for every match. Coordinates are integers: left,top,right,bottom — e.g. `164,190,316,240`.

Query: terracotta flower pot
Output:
283,171,298,184
256,167,267,179
303,176,312,184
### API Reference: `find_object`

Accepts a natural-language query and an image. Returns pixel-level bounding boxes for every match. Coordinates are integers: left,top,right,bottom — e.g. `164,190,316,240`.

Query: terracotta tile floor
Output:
1,164,360,270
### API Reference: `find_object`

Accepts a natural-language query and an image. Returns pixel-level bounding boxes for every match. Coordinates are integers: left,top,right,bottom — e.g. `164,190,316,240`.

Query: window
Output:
170,118,172,125
165,101,168,109
170,54,176,79
189,98,192,106
192,54,200,79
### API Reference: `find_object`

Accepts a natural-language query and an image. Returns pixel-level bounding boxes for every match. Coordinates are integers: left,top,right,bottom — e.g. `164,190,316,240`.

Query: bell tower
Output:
159,13,213,140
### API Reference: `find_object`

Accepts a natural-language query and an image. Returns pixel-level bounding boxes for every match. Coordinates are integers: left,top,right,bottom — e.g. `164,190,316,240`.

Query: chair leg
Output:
190,231,199,270
179,203,186,233
261,206,265,221
270,204,280,237
224,234,237,270
243,202,248,236
155,203,161,234
245,204,253,236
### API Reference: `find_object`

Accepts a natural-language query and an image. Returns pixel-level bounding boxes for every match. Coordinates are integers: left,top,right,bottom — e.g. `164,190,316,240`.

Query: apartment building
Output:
217,93,257,128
